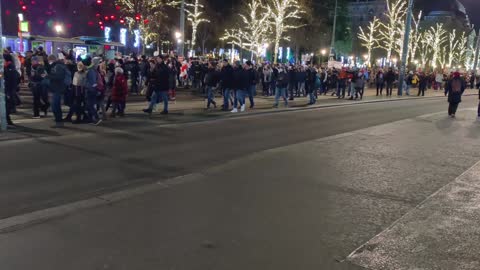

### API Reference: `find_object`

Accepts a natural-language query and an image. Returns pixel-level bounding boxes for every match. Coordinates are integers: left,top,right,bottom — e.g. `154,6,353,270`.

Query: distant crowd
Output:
1,47,476,128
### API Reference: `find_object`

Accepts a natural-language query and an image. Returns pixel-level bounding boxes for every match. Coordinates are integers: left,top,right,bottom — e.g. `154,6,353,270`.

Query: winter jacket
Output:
221,64,234,89
385,71,395,84
111,74,128,103
72,70,87,87
445,76,466,103
232,67,249,90
149,62,170,92
48,61,67,94
85,66,98,91
4,62,18,98
276,71,289,88
204,68,219,87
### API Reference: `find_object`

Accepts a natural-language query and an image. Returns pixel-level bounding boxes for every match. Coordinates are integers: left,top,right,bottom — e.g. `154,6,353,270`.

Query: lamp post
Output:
0,2,6,131
329,0,338,60
18,13,24,53
397,0,414,96
178,0,185,57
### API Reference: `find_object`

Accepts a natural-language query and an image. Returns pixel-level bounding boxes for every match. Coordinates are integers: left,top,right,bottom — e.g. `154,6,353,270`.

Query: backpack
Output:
63,66,72,86
451,78,462,93
96,71,105,93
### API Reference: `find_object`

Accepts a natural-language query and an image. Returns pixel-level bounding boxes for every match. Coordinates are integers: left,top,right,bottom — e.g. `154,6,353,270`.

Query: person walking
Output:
445,72,466,118
47,55,70,128
288,65,296,100
110,67,128,117
376,70,385,96
245,61,257,109
220,60,234,111
273,66,289,108
417,72,427,97
231,61,248,113
30,57,49,118
3,54,18,126
143,55,170,115
204,62,219,109
65,61,87,123
85,57,102,125
262,65,272,96
385,68,395,96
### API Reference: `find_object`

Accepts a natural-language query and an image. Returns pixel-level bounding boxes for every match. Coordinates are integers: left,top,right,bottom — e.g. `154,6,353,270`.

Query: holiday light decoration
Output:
357,16,380,66
184,0,210,53
268,0,305,64
239,0,272,60
408,11,422,65
116,0,173,48
378,0,407,61
426,23,447,69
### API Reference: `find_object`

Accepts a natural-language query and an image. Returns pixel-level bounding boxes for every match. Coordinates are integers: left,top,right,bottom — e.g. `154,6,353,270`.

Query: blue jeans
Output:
274,87,288,107
248,85,256,107
234,89,245,107
223,88,231,109
86,90,99,122
309,92,316,104
206,86,216,108
51,92,63,123
149,90,169,112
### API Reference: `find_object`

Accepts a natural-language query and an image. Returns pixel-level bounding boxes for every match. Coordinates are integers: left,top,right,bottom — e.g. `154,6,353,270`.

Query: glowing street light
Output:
54,24,63,34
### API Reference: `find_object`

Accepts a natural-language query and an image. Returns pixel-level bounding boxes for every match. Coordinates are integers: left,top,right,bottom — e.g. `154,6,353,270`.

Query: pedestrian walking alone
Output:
445,72,466,118
273,67,289,108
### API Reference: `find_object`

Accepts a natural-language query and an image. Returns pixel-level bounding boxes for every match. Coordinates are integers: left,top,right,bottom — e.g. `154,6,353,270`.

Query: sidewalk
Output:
1,108,480,270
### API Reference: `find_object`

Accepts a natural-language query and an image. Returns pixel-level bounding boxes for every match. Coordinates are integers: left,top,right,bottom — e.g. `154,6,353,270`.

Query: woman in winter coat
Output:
66,61,87,123
110,67,128,117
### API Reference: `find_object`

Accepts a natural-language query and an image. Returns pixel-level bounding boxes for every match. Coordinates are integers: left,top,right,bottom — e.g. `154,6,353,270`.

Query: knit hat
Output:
115,67,124,74
92,57,101,66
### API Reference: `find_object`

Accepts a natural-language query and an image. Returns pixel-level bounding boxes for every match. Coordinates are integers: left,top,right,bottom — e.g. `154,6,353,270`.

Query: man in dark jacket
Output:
231,61,249,113
220,60,234,111
144,55,170,115
385,68,396,96
245,61,257,109
445,72,466,118
3,54,18,126
204,62,219,109
47,55,68,127
287,65,296,100
273,66,289,108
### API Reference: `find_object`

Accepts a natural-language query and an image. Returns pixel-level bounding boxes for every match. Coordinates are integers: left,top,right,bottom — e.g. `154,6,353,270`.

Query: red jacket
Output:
111,74,128,102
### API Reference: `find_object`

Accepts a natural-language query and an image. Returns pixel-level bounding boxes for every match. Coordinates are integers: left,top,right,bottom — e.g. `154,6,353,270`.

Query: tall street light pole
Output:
178,0,186,57
398,0,414,96
0,1,7,131
329,0,338,61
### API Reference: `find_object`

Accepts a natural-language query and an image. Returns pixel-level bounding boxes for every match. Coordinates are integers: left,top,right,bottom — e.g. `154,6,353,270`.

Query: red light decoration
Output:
119,19,125,24
116,5,121,10
143,19,149,24
5,10,11,16
96,13,100,17
98,21,103,25
135,14,141,21
88,21,94,26
100,25,104,30
96,0,102,4
104,16,109,20
31,0,36,4
110,15,115,20
21,5,27,11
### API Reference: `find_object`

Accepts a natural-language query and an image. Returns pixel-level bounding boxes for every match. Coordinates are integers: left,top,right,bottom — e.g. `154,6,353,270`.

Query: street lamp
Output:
54,24,63,34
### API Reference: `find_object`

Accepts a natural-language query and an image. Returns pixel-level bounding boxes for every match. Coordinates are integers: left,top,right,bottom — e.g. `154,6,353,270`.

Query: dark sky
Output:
461,0,480,28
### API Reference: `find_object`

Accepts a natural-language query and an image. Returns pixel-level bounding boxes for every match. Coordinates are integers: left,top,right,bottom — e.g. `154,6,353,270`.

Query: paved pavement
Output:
1,96,480,269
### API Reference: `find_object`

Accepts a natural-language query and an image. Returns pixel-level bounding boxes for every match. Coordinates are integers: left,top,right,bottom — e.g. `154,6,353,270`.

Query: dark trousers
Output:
32,85,49,117
418,87,426,96
386,83,393,96
288,83,295,99
262,82,270,96
448,102,459,116
86,90,99,122
376,83,384,95
51,92,63,123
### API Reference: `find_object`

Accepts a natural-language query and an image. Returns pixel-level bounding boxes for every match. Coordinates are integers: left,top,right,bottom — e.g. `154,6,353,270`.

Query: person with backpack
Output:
47,55,70,128
96,62,107,120
110,67,128,117
85,57,102,125
445,72,466,118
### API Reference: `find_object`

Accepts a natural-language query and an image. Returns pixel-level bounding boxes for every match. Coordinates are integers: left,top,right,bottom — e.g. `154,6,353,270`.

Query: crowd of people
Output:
1,47,477,128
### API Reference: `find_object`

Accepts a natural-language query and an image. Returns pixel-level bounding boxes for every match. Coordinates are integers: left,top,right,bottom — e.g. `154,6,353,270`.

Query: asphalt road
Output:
1,96,480,269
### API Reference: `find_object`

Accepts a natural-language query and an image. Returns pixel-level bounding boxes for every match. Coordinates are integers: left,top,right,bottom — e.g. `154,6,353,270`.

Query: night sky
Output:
460,0,480,28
